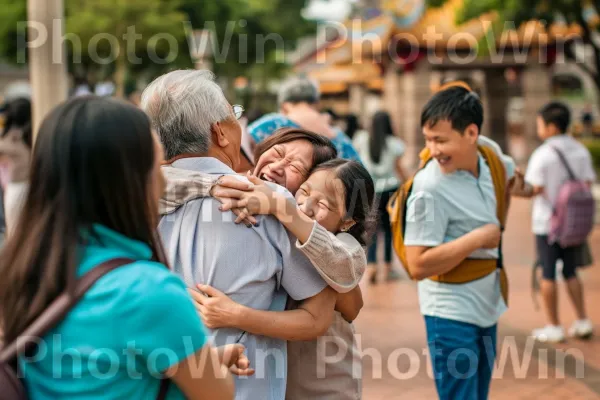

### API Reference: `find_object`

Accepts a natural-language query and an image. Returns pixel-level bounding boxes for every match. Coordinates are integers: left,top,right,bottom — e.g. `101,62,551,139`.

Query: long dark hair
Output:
345,114,359,140
254,127,338,172
370,111,394,164
2,97,32,147
0,96,167,343
313,159,376,246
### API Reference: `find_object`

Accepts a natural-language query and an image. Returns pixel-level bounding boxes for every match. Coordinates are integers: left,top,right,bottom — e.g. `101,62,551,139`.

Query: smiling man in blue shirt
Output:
403,85,515,400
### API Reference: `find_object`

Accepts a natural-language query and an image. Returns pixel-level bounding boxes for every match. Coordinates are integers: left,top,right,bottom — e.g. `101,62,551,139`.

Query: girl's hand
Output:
217,344,255,377
188,284,244,330
218,174,282,223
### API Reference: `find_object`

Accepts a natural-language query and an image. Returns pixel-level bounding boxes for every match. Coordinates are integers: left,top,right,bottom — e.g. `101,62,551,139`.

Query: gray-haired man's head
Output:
141,70,236,161
277,77,320,113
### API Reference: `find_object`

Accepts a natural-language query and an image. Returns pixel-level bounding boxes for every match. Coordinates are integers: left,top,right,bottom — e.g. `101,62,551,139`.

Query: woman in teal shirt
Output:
0,97,243,399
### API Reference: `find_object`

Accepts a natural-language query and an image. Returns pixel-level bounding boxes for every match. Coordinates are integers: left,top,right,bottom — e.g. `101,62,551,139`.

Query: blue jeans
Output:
425,316,497,400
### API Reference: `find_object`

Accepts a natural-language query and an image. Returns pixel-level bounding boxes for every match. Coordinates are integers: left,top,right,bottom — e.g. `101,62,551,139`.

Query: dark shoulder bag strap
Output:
0,258,134,363
551,146,577,181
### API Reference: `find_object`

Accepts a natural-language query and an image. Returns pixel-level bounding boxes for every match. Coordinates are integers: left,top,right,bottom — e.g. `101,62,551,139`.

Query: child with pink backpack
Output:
513,102,596,343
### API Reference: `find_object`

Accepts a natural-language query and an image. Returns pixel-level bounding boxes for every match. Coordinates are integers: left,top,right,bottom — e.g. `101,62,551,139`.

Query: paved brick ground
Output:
355,199,600,399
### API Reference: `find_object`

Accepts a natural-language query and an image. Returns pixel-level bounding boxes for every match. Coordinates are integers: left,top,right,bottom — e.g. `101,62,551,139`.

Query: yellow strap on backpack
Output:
387,145,509,304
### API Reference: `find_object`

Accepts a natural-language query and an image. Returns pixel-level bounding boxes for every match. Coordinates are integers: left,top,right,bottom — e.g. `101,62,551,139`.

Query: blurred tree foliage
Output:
0,0,315,98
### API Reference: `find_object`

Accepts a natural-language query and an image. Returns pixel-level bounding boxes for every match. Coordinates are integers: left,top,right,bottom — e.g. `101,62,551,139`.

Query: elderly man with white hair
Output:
141,70,336,400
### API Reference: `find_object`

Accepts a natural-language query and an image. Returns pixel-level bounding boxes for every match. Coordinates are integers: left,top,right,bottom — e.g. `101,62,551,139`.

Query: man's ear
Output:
281,102,292,115
211,122,230,148
465,123,479,145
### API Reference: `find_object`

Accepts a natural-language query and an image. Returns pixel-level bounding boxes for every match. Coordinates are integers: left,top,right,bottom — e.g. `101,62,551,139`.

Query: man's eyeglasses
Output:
233,104,244,120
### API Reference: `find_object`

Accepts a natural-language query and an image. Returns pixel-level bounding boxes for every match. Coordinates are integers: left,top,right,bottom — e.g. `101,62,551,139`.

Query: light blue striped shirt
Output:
158,157,327,400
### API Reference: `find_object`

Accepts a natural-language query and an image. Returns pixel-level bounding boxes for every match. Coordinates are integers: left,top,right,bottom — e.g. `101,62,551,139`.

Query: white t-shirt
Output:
525,135,596,235
352,130,405,193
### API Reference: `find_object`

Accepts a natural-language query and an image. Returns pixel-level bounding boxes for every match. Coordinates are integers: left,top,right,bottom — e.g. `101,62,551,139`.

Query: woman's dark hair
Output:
313,159,376,246
323,108,339,121
254,127,338,172
345,114,359,139
0,96,167,343
370,111,394,164
2,97,32,147
538,101,571,133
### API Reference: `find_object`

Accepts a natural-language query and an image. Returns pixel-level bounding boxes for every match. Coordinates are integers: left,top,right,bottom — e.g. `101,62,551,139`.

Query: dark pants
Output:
535,235,583,281
367,188,396,264
425,316,498,400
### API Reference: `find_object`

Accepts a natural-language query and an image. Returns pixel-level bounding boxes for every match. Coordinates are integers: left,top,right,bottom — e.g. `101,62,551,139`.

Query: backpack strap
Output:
479,145,510,304
387,148,434,277
0,258,133,363
478,145,508,229
550,146,577,181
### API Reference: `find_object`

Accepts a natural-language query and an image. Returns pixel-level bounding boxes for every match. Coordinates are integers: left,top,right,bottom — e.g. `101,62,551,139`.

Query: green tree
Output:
0,0,314,100
65,0,188,97
181,0,315,100
0,0,190,96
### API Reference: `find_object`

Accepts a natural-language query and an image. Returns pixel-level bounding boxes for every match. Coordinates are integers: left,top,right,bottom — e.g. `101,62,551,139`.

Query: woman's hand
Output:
217,344,255,377
216,174,283,224
188,284,244,330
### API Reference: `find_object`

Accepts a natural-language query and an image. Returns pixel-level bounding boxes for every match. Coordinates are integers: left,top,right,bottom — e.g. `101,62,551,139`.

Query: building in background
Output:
290,0,590,168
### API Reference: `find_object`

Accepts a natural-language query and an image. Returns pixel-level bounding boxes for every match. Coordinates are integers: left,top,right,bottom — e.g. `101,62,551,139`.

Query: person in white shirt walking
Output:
513,102,597,342
353,111,407,282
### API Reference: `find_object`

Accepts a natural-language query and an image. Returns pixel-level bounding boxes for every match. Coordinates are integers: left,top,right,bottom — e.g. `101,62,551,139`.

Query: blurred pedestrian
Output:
248,77,361,162
0,97,32,247
353,110,406,283
344,113,360,140
512,101,596,342
581,103,594,137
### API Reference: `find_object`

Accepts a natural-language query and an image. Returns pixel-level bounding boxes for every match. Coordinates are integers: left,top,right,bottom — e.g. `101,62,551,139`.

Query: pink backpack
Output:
549,146,596,248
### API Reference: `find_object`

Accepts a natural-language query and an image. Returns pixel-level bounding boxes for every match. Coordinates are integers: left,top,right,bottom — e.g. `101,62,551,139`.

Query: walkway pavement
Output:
355,199,600,399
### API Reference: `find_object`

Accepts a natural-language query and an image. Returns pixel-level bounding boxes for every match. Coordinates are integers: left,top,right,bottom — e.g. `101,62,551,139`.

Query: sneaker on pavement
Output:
531,325,565,343
569,319,593,340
